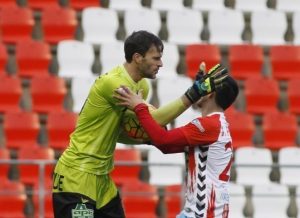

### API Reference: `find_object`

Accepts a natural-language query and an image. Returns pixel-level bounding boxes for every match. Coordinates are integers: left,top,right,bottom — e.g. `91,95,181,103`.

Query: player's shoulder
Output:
196,113,222,130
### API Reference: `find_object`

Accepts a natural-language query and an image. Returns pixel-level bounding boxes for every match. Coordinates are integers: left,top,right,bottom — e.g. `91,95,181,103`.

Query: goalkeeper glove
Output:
185,64,229,103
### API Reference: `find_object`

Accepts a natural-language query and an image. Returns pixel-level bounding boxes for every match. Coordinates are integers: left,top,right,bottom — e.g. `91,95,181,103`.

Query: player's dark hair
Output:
215,76,239,110
124,30,164,62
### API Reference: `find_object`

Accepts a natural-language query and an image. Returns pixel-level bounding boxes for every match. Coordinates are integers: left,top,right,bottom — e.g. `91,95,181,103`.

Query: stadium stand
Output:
0,75,22,113
27,0,60,11
0,43,8,75
68,0,101,10
15,39,52,78
166,9,203,45
228,44,264,79
164,185,184,218
0,147,10,180
41,6,78,44
293,11,300,45
151,0,185,11
287,78,300,114
81,7,119,44
30,75,67,114
262,110,298,150
0,0,18,8
234,0,269,12
192,0,226,11
228,182,246,218
0,5,34,44
276,0,300,13
3,111,40,150
108,0,143,10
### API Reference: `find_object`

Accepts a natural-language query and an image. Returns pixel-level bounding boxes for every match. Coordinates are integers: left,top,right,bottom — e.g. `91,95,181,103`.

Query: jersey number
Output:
219,142,233,182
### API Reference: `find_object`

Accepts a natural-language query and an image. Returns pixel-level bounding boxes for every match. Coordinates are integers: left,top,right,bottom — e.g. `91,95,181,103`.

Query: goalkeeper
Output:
52,30,216,218
115,67,239,218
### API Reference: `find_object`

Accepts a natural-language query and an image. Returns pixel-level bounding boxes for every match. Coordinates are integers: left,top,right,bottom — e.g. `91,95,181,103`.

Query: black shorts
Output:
52,192,125,218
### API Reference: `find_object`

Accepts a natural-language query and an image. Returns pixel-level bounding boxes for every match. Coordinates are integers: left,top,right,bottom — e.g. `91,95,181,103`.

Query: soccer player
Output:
114,69,239,218
52,30,211,218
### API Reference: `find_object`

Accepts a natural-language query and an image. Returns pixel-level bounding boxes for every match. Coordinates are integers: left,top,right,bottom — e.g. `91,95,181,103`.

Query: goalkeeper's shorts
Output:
52,161,125,218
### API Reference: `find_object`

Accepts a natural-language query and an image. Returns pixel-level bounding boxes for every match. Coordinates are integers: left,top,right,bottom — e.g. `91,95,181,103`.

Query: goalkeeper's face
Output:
138,45,163,79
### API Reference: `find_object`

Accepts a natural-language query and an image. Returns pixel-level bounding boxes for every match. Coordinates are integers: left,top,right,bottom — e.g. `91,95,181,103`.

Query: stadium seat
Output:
0,6,34,44
276,0,300,13
108,0,143,10
124,8,161,37
225,110,255,149
287,78,300,114
99,41,125,74
155,42,180,80
295,186,300,218
69,0,100,10
228,182,246,218
0,148,10,180
147,147,185,186
30,75,67,114
185,44,221,79
110,148,142,187
192,0,226,11
0,179,27,218
262,111,297,150
235,147,273,185
164,185,184,218
33,194,53,218
122,182,159,218
15,39,52,78
228,44,264,79
244,77,279,115
81,8,119,45
0,75,22,113
0,43,8,75
166,9,203,45
57,40,95,78
151,0,185,11
252,183,290,218
18,146,55,187
27,0,60,10
251,10,287,45
293,12,300,45
278,147,300,186
157,76,193,106
3,111,40,150
71,76,96,113
0,0,18,8
269,45,300,80
46,111,78,150
41,6,78,44
208,9,244,45
234,0,268,12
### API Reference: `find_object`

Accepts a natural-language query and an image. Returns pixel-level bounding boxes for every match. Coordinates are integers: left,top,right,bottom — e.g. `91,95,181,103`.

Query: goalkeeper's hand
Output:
185,63,229,104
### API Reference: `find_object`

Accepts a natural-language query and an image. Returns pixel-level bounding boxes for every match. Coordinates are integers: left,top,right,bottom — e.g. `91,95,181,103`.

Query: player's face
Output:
138,45,163,79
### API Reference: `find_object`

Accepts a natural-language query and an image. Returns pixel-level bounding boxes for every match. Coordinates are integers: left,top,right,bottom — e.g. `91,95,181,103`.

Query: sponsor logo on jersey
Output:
72,203,94,218
191,119,205,133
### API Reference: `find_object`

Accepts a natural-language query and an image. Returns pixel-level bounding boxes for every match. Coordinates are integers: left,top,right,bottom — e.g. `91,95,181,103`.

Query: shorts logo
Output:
72,203,94,218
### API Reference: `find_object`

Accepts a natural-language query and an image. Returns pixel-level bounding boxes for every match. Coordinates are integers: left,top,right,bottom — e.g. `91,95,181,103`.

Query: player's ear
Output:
133,52,143,64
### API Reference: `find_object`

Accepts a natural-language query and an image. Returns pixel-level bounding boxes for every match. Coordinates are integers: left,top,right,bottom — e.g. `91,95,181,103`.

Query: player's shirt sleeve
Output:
134,103,221,154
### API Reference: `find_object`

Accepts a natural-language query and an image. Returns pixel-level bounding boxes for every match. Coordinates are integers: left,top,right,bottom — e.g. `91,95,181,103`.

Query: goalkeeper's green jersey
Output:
59,65,150,175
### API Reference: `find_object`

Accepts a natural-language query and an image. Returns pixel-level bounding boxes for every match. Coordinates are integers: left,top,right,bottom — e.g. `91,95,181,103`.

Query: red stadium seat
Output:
27,0,60,10
33,194,54,218
46,111,78,150
165,185,183,218
0,6,34,44
270,45,300,80
69,0,101,10
262,111,298,151
0,0,18,8
244,77,280,115
41,6,78,44
30,75,67,114
110,148,142,187
225,110,255,149
18,146,55,187
0,148,10,180
0,75,22,113
15,39,52,78
0,179,27,218
3,111,40,150
122,182,159,218
228,44,264,80
0,43,8,75
185,44,221,79
287,78,300,114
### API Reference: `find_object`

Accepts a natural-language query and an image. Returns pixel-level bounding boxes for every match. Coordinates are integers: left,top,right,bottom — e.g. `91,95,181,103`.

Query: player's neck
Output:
123,63,142,83
201,102,223,117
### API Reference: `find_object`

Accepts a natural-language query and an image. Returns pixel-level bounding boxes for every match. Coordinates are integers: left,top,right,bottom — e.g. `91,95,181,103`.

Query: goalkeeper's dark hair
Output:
215,76,239,110
124,30,164,62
